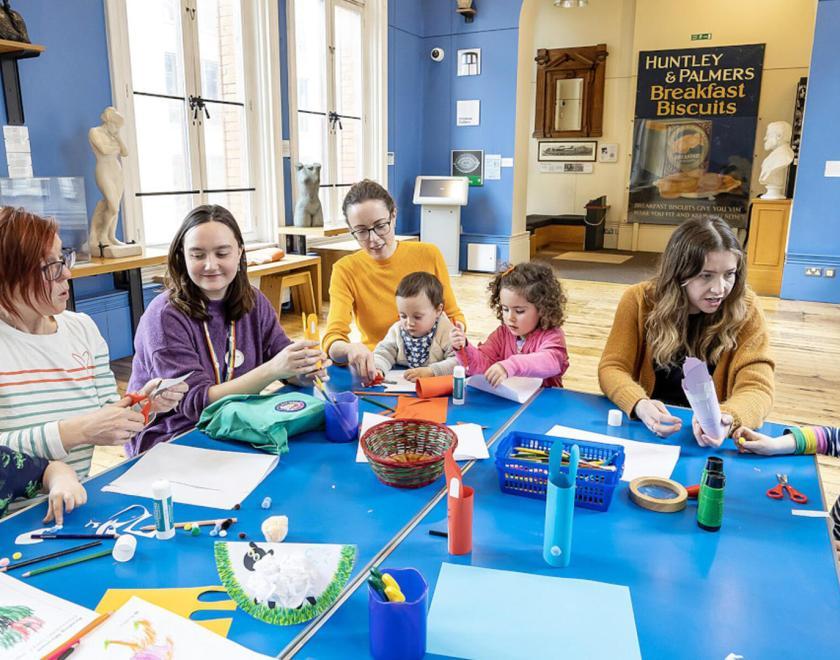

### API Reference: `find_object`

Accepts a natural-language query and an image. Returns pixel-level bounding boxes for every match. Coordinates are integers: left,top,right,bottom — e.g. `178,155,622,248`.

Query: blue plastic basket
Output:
494,431,625,511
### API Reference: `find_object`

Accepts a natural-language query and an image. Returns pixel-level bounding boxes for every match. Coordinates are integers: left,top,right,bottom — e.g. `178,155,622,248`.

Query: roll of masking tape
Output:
607,409,623,427
629,477,688,513
112,534,137,562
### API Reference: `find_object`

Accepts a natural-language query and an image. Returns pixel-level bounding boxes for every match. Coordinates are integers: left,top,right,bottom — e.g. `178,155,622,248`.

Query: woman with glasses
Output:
598,216,774,447
322,179,465,382
0,207,186,499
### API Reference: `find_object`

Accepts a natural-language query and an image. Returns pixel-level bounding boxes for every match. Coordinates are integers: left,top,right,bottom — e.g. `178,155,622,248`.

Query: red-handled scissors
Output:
127,392,154,425
767,473,808,504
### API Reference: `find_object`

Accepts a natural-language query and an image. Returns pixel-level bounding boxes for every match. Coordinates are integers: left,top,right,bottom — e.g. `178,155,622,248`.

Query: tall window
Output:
290,0,384,227
106,0,282,247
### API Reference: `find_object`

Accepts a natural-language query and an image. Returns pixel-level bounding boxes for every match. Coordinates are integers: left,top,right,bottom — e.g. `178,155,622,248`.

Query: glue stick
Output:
152,479,175,540
453,366,466,405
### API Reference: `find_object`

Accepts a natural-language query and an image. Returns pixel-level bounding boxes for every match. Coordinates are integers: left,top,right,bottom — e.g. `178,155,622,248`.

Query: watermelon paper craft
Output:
215,541,356,626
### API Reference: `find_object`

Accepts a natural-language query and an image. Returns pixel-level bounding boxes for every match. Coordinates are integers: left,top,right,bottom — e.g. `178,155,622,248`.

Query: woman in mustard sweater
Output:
598,216,774,447
324,180,465,382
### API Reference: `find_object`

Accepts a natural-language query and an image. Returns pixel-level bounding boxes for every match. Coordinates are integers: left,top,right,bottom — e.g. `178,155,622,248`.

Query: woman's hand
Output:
346,342,377,384
449,322,467,351
404,367,434,382
733,427,796,455
269,340,326,380
692,413,734,448
485,363,509,387
288,361,333,387
42,462,87,526
59,398,147,449
634,398,683,438
139,378,188,413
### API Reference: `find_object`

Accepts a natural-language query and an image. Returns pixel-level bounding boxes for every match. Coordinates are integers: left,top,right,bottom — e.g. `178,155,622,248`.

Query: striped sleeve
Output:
0,421,67,460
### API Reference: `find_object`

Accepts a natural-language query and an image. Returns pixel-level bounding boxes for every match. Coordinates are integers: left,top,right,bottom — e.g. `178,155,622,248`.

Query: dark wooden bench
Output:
527,196,608,257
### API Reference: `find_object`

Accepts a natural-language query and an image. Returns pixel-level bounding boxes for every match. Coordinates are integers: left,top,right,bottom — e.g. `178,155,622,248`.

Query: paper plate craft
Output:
215,542,356,625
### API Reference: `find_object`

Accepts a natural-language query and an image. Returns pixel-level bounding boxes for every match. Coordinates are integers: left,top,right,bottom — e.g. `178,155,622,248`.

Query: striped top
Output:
0,311,119,478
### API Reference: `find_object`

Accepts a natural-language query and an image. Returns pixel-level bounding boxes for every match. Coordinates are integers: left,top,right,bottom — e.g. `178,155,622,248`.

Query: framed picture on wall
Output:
537,140,597,162
457,48,481,76
451,149,483,186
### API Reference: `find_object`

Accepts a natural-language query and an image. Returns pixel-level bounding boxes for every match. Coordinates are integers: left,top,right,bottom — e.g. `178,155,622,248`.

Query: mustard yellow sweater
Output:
598,281,775,429
323,241,465,354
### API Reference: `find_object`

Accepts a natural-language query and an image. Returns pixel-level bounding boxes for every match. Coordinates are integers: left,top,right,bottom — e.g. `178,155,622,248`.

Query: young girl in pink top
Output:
450,262,569,387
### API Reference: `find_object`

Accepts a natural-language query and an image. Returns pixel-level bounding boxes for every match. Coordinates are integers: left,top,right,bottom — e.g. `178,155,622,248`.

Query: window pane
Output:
207,190,254,235
202,100,250,191
334,4,363,118
335,117,362,185
297,112,330,185
133,95,191,193
126,0,185,96
328,185,353,228
196,0,245,102
140,194,194,246
294,0,327,112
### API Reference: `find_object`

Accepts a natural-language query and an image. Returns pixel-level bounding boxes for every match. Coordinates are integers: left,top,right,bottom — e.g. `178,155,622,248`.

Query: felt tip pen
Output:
31,533,117,540
428,529,448,538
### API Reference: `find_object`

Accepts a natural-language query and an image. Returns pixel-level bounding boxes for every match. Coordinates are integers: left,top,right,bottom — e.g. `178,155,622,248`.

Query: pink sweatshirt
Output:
456,325,569,387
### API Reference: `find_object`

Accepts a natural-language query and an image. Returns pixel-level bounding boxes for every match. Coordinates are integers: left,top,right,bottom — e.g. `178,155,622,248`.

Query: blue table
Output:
297,389,840,659
0,368,526,657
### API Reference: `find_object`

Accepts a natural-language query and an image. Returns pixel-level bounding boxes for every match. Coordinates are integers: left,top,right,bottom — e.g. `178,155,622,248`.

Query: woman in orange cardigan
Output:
598,216,774,447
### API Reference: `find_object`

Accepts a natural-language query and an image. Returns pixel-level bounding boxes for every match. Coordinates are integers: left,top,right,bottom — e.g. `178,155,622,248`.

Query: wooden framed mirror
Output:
533,44,608,139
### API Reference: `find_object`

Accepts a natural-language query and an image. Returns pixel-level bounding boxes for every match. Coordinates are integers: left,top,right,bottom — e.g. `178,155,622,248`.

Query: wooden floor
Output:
100,254,840,556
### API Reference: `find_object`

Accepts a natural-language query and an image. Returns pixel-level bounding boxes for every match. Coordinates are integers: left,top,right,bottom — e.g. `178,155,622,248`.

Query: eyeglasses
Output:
350,219,392,243
42,247,76,281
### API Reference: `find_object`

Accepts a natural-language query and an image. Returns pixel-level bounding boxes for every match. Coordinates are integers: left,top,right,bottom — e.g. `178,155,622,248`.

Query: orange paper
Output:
444,449,473,554
415,375,454,398
394,396,448,424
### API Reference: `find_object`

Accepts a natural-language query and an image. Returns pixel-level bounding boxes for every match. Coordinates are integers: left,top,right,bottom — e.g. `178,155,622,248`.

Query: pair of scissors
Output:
766,473,808,504
127,392,154,425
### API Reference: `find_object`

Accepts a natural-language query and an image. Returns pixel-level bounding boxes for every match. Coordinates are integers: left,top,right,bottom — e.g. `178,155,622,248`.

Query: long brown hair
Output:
0,207,56,319
166,205,254,321
645,216,747,367
488,262,567,330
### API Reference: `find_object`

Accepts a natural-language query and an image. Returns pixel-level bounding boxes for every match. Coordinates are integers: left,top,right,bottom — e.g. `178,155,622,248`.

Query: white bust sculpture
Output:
88,106,141,258
758,120,794,200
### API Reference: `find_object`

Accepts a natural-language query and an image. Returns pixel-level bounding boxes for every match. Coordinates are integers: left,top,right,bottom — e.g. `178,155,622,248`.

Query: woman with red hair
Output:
0,207,186,514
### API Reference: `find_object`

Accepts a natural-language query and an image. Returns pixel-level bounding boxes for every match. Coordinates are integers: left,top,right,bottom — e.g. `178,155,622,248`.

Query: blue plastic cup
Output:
325,391,359,443
369,567,428,660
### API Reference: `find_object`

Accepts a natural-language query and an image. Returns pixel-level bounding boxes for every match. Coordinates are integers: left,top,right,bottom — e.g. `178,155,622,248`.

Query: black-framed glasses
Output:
42,247,76,281
350,219,392,243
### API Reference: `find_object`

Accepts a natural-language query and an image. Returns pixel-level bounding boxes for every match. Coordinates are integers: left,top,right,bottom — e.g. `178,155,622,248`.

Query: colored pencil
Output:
352,390,416,398
360,396,396,413
23,548,113,578
43,612,111,660
428,529,448,538
138,517,237,532
0,540,102,573
31,533,117,540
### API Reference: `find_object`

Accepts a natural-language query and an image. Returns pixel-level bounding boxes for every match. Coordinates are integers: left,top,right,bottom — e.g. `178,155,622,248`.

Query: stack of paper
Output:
467,375,542,403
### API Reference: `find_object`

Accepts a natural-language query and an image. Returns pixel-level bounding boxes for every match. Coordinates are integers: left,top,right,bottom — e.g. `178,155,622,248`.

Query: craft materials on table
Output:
356,413,489,462
426,563,642,660
682,357,728,440
394,395,448,423
766,473,808,504
379,369,417,393
71,596,271,659
415,375,454,399
30,532,117,540
697,463,726,532
112,535,137,563
0,572,98,660
466,374,542,403
547,424,680,482
103,443,278,510
368,567,428,660
22,548,113,578
543,443,578,567
214,542,356,626
126,371,193,424
0,541,102,573
138,517,238,532
360,396,396,413
628,477,688,513
444,450,473,555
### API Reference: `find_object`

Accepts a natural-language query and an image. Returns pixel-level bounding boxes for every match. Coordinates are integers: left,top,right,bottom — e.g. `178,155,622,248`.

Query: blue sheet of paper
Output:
427,563,641,660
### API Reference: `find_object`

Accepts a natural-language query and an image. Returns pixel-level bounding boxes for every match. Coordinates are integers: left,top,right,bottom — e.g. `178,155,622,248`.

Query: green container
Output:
697,470,725,532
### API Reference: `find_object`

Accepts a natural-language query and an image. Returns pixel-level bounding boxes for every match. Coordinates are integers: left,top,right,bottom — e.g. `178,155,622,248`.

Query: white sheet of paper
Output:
152,370,193,396
355,412,488,462
102,443,278,509
467,374,542,403
791,509,830,518
0,573,98,660
73,596,271,659
546,424,680,482
485,154,501,180
382,370,417,393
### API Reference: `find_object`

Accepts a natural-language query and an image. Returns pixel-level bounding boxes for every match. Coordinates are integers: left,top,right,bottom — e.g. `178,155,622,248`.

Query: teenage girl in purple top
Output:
127,205,329,455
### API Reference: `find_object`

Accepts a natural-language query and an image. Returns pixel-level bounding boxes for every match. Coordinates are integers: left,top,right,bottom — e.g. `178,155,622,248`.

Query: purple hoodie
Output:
126,287,291,455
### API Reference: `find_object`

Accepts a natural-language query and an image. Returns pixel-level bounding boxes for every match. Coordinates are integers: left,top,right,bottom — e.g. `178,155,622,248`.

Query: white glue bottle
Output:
453,365,466,405
152,479,175,540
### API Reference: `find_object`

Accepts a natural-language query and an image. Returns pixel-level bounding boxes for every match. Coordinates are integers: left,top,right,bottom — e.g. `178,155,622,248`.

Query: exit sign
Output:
691,33,712,41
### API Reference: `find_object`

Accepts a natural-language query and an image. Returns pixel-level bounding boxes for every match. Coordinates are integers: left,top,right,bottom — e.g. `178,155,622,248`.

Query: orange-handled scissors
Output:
126,392,153,425
766,473,808,504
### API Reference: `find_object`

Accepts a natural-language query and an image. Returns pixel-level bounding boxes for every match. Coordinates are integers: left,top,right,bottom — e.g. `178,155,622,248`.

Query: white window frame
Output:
103,0,285,247
286,0,388,226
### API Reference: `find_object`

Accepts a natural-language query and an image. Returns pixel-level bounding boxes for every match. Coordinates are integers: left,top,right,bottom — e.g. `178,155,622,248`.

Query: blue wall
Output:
781,0,840,303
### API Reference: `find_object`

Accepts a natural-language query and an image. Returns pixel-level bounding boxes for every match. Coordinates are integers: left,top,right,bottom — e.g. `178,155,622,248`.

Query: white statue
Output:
758,121,794,201
293,163,324,227
88,106,141,258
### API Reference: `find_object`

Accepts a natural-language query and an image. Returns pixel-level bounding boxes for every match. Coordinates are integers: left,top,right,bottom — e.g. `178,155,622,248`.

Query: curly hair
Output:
645,216,747,367
488,262,566,330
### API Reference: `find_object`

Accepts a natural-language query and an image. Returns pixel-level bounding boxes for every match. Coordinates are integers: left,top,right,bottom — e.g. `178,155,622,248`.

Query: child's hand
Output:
42,462,87,526
449,322,467,351
692,413,733,448
485,363,508,387
733,427,797,455
404,367,433,382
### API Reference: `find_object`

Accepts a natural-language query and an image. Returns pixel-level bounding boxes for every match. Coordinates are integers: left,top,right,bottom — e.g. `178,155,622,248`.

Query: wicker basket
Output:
360,419,458,488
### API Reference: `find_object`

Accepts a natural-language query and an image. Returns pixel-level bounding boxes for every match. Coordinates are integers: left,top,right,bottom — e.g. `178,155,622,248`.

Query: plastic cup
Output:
325,391,359,443
369,567,428,660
